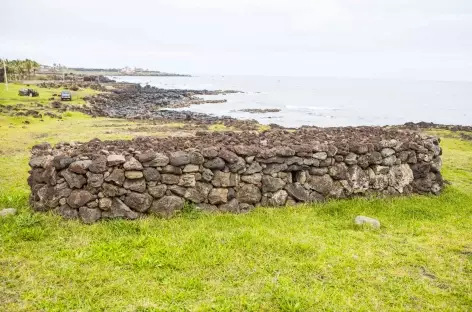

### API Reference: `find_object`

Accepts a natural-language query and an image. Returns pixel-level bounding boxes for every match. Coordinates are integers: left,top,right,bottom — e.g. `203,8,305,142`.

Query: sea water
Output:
113,75,472,128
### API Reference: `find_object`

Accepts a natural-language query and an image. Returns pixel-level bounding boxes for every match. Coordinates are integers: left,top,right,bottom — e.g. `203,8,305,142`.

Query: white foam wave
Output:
285,105,342,111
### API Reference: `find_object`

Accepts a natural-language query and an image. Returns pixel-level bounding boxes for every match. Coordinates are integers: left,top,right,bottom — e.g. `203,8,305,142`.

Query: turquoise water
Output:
113,75,472,127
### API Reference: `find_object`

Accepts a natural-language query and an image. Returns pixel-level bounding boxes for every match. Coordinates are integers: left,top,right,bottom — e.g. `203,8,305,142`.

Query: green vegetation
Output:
1,84,471,310
1,59,41,81
0,82,99,106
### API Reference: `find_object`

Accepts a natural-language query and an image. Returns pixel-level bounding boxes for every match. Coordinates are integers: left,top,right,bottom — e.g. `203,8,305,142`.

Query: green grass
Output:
0,82,99,106
0,105,471,310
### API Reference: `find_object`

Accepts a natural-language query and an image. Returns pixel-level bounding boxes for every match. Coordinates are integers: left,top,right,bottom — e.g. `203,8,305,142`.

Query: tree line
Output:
2,59,41,81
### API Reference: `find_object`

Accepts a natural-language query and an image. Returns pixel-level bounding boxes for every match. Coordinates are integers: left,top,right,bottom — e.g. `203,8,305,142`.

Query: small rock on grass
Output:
0,208,17,217
354,215,380,229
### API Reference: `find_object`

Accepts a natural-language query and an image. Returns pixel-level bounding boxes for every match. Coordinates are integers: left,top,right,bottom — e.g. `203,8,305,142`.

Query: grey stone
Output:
284,183,309,202
143,167,160,182
150,196,184,217
99,198,112,210
89,155,108,173
123,178,146,193
142,153,169,167
53,155,74,170
182,164,200,173
124,192,153,212
201,147,219,159
67,190,94,209
306,174,333,195
169,151,190,166
237,184,262,204
87,201,99,208
189,151,205,165
79,207,101,224
178,174,196,187
29,155,52,168
61,169,86,189
357,155,370,169
262,175,286,193
148,184,167,199
382,155,397,166
234,145,258,156
0,208,17,217
212,171,239,187
311,167,329,176
219,198,240,212
125,171,144,179
209,188,229,205
102,183,127,197
369,152,383,165
184,182,212,203
381,148,396,158
203,157,225,170
245,162,262,174
86,172,104,188
228,157,246,173
135,152,156,163
348,166,370,193
263,163,288,175
274,146,295,156
161,174,180,185
105,168,125,185
241,173,262,185
107,154,126,166
372,165,390,175
123,157,143,170
313,152,328,160
388,164,414,193
69,160,92,174
354,216,380,229
102,198,139,220
169,185,187,197
268,190,288,206
218,149,239,163
162,165,182,175
201,168,214,182
55,205,78,219
309,191,324,202
344,153,358,165
295,171,307,184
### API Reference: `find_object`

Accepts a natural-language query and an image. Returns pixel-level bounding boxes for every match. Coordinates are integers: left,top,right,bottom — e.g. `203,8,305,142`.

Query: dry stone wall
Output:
28,128,444,223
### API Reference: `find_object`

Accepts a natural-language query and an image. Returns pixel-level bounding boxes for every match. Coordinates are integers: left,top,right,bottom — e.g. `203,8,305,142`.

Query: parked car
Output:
61,90,72,101
18,88,39,97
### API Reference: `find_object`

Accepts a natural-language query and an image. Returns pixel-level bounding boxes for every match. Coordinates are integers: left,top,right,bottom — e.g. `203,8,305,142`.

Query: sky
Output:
2,0,472,80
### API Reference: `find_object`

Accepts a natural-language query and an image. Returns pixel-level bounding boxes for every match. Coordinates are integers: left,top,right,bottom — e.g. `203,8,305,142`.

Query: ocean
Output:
112,75,472,128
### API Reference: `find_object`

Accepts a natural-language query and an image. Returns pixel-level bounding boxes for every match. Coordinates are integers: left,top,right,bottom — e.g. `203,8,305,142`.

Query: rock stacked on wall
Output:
28,127,444,223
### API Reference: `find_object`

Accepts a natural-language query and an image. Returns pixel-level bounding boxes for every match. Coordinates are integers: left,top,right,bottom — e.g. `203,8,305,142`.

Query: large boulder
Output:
237,184,262,204
150,196,184,217
124,192,153,212
388,164,414,193
123,178,146,193
102,198,139,219
67,190,94,209
123,157,143,170
89,155,107,173
169,151,190,166
79,207,101,224
262,175,286,193
306,174,333,195
284,183,309,202
61,169,86,189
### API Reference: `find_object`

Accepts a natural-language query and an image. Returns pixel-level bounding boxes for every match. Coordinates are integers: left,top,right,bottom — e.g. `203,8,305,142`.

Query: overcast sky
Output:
2,0,472,80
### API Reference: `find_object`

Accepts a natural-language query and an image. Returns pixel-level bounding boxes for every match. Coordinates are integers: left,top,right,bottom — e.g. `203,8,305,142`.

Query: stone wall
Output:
28,128,444,223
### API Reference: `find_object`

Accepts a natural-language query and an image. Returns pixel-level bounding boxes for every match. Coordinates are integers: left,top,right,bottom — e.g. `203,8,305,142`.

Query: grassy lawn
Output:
1,87,471,311
0,82,99,106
